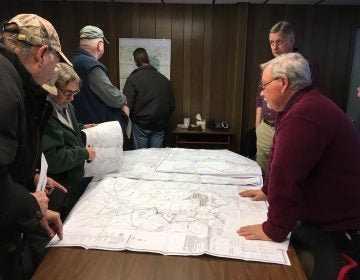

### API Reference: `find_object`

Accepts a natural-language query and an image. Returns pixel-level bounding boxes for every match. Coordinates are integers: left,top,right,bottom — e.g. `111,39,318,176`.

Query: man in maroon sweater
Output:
237,53,360,279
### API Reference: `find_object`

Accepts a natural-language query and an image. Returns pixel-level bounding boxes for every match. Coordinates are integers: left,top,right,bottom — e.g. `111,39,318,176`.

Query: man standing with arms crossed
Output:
0,14,67,279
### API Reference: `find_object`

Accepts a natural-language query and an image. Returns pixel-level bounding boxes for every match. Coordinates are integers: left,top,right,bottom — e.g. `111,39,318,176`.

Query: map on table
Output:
50,148,290,266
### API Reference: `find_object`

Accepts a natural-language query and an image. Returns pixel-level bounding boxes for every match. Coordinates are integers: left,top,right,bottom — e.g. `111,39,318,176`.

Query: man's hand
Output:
39,209,63,240
239,189,267,201
86,146,96,162
237,224,271,241
122,105,130,117
45,177,67,196
31,191,48,216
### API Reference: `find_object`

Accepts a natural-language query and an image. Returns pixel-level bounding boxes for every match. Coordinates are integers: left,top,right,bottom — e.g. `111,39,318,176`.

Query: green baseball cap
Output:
79,25,109,44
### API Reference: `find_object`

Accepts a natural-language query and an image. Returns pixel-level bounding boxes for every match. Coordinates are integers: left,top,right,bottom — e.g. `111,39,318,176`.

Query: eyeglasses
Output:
260,77,280,91
270,40,284,47
57,87,80,97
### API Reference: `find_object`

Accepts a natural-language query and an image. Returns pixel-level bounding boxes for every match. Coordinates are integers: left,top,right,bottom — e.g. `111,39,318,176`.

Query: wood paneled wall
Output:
1,1,360,151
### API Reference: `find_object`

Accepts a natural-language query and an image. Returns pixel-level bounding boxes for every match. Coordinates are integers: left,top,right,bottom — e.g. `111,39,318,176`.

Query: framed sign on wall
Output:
118,38,171,92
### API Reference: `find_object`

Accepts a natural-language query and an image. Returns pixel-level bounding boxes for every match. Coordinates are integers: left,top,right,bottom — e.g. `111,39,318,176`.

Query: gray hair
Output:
261,53,312,91
0,33,34,60
55,63,82,88
270,21,295,39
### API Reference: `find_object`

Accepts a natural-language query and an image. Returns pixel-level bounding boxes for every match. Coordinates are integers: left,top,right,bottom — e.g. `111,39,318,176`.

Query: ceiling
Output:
57,0,360,5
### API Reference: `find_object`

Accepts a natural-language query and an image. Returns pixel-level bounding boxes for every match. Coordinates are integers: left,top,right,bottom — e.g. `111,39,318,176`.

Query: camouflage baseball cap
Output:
2,14,72,66
79,25,109,44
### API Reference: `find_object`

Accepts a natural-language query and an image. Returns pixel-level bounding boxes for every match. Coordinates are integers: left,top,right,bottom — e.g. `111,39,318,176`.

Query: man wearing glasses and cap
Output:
71,25,129,136
0,14,70,278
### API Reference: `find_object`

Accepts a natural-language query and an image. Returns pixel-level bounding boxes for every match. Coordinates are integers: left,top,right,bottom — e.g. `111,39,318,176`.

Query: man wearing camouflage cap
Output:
0,14,69,279
71,25,129,136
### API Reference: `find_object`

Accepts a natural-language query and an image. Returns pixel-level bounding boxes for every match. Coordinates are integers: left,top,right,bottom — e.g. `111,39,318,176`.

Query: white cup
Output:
183,118,190,128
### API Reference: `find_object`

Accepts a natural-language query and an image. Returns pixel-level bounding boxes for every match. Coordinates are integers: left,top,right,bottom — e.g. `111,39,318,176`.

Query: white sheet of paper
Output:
83,121,124,178
36,153,48,192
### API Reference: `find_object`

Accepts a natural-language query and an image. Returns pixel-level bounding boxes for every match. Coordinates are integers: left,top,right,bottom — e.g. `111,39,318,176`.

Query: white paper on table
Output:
49,174,290,265
83,121,124,178
156,148,262,177
36,153,48,191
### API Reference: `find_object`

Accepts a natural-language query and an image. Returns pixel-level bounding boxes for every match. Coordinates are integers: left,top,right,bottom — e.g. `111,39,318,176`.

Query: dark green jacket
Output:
41,103,88,189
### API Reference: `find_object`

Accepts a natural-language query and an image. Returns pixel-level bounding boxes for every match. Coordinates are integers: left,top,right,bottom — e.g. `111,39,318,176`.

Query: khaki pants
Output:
256,120,275,175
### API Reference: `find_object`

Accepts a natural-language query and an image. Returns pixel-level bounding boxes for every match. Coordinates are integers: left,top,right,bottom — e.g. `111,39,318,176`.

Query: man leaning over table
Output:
238,53,360,280
0,13,67,279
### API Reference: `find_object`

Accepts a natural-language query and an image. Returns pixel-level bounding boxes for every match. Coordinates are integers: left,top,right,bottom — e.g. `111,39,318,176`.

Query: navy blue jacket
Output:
71,48,126,130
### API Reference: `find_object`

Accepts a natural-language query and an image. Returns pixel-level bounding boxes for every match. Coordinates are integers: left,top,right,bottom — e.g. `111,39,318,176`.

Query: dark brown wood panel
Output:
190,5,205,121
232,3,248,150
170,5,185,134
209,5,230,122
183,5,192,118
156,5,172,38
132,4,140,38
202,6,213,121
224,7,238,126
139,4,156,38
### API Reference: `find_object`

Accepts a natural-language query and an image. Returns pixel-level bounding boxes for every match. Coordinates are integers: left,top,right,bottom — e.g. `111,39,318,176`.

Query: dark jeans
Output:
291,224,360,280
132,123,165,149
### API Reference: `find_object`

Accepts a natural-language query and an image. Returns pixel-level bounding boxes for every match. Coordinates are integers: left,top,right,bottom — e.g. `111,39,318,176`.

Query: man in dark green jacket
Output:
26,63,96,272
42,63,96,218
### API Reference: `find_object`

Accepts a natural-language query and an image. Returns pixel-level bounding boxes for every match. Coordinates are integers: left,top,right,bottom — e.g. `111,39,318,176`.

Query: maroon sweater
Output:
262,87,360,242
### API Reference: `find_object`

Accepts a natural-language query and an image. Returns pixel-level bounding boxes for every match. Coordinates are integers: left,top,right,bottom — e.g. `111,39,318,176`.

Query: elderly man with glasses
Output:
42,63,96,220
239,53,360,280
25,63,97,273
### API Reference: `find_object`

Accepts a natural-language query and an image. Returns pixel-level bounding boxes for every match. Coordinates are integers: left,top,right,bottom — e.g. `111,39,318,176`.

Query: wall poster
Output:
118,38,171,92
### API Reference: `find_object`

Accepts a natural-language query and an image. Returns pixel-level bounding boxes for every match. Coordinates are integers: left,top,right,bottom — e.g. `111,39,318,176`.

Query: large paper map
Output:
50,149,290,265
50,177,289,264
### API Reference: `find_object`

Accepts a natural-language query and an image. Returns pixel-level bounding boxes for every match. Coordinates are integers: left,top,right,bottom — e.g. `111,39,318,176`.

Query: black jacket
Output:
0,44,52,240
124,65,175,131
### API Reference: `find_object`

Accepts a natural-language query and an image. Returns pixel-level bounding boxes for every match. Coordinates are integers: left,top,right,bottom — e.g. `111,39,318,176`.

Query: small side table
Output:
173,128,232,149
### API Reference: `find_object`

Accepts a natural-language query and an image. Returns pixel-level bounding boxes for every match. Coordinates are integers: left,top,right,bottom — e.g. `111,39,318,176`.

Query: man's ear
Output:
34,45,49,67
280,76,289,94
